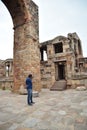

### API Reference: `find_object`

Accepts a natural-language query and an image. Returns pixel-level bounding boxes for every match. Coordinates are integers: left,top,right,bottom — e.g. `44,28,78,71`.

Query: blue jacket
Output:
26,77,32,89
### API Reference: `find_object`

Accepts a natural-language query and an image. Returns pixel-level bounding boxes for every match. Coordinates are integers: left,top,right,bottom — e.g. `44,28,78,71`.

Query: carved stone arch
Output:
1,0,30,28
1,0,41,92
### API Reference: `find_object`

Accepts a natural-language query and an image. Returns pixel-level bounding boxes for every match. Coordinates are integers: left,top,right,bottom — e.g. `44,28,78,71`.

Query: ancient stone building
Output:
0,32,87,91
0,0,87,92
40,32,87,90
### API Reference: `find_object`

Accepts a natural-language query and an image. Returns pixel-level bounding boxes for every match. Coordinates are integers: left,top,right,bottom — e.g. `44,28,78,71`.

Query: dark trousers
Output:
27,89,33,104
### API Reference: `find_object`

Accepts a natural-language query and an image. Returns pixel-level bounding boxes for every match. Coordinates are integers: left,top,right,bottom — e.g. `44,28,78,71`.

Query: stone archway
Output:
1,0,41,92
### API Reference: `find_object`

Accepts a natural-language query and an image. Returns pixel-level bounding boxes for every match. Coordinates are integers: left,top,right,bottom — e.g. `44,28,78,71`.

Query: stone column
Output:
13,0,41,92
13,22,41,92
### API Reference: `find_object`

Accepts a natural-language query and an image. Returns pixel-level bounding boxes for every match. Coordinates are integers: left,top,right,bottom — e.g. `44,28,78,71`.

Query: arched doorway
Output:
1,0,41,92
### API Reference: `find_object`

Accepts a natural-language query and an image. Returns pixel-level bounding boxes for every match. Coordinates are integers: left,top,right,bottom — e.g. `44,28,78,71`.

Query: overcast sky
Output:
0,0,87,60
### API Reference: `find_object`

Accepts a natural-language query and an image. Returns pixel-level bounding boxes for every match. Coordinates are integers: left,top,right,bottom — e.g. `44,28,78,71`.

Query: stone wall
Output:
40,61,52,88
0,78,13,90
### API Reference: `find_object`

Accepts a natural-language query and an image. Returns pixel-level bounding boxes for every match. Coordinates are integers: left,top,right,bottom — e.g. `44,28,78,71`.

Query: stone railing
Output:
0,77,13,90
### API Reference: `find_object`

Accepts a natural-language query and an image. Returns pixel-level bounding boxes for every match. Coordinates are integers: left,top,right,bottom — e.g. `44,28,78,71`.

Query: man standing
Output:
26,74,34,105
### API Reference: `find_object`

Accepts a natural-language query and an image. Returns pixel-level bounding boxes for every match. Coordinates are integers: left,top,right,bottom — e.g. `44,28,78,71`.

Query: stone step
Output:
50,80,67,91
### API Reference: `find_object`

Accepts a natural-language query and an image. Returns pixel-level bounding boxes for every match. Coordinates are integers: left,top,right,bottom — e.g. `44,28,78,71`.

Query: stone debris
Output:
76,86,87,91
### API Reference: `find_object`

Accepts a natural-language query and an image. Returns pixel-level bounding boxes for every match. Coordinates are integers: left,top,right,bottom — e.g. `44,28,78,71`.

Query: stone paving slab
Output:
0,89,87,130
15,128,32,130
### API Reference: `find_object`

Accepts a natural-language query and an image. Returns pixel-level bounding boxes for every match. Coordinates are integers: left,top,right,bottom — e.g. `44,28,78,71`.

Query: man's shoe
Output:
31,101,35,104
28,103,32,105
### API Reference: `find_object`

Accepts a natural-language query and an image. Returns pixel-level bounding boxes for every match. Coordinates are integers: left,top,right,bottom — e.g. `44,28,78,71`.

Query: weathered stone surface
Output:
15,128,32,130
19,85,27,95
32,91,39,97
76,86,87,91
19,86,39,97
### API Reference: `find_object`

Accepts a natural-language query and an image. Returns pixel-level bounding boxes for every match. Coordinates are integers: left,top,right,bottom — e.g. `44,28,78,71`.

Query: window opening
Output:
54,42,63,53
40,45,47,61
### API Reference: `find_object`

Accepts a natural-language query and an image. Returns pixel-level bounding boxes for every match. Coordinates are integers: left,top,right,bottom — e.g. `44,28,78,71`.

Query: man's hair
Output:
28,74,32,78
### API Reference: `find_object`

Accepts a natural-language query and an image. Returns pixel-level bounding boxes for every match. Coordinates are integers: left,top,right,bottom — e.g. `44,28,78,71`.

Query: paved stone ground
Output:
0,89,87,130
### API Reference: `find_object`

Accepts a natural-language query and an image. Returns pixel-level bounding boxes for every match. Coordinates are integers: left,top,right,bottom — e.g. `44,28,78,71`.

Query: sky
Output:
0,0,87,60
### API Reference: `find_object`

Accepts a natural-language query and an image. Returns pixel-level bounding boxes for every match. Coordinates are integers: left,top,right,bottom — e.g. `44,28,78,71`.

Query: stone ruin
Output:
0,0,87,92
40,32,87,90
0,32,87,91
